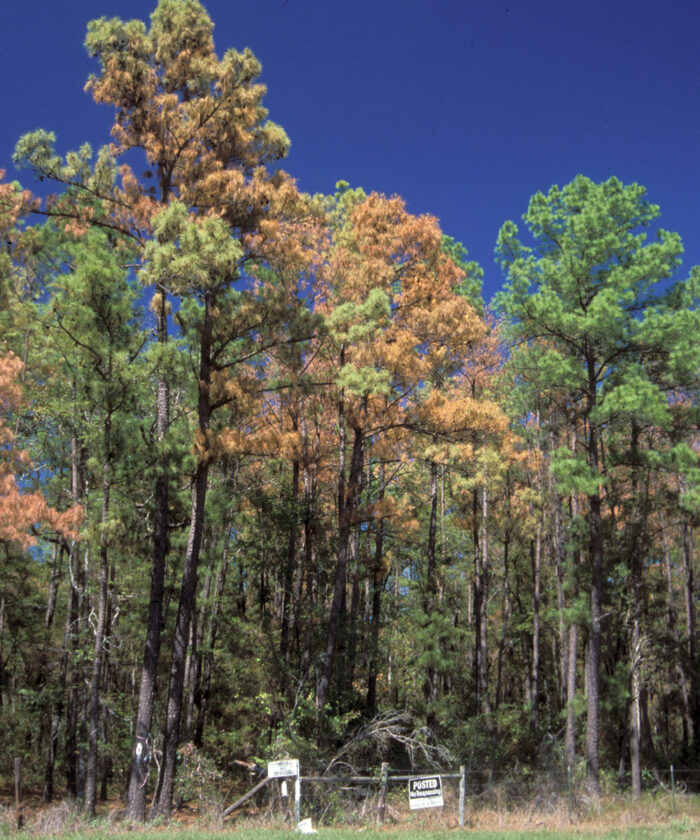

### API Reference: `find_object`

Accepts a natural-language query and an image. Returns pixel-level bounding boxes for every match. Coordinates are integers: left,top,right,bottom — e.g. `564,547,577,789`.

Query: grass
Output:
1,790,699,839
1,829,695,840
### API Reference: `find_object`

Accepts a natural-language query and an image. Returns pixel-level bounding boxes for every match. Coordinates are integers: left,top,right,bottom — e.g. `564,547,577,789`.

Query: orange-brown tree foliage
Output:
0,353,81,548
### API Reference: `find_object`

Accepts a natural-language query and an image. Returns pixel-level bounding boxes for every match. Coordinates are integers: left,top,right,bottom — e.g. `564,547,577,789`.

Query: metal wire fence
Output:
250,765,700,827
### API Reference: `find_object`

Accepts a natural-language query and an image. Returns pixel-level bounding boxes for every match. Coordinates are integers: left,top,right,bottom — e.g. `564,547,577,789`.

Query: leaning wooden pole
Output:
223,776,270,817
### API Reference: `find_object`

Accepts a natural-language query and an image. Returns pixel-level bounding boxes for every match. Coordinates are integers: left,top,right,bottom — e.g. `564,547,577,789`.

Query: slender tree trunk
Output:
343,525,362,702
585,439,603,797
0,592,4,708
126,287,170,821
195,543,228,746
495,532,510,711
388,553,400,706
316,399,363,711
185,569,209,743
530,519,542,731
45,542,62,630
628,421,646,798
682,510,700,757
629,615,642,797
660,512,692,748
152,295,214,819
280,454,300,670
584,359,603,797
424,459,439,716
367,464,385,715
152,460,209,819
552,486,568,712
565,432,581,770
85,415,113,818
43,544,66,802
479,480,491,719
472,487,481,714
300,464,317,677
566,621,579,769
65,424,84,800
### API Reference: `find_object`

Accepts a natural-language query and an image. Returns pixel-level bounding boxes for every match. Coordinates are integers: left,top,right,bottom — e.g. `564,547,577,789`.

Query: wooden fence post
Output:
376,762,389,827
15,757,23,830
294,775,301,825
459,765,466,827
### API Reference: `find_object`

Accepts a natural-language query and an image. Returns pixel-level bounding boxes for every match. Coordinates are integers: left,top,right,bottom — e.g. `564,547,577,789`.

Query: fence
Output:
224,763,700,827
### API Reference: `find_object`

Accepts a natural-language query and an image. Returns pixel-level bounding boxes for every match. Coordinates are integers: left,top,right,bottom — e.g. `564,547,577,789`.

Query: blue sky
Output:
2,0,699,302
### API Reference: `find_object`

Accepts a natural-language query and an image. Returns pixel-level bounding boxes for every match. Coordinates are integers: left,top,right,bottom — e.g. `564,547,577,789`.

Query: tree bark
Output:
660,513,693,749
585,477,603,796
367,463,385,715
343,524,362,702
530,520,542,731
566,621,579,769
682,509,700,757
424,459,439,715
584,354,603,797
65,424,85,800
495,529,510,711
85,414,112,818
126,287,170,821
565,431,581,770
627,421,647,798
151,294,214,819
280,453,300,670
194,543,228,745
316,399,364,711
478,480,491,719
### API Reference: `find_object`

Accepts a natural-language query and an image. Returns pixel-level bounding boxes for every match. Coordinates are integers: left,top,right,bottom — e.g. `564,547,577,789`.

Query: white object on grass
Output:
296,818,317,833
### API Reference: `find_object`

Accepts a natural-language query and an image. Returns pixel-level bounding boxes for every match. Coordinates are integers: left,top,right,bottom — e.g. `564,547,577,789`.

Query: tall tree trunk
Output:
682,509,700,757
565,431,581,770
629,615,642,796
552,485,568,712
584,356,603,797
530,519,542,731
195,543,229,746
280,454,300,671
585,419,603,797
495,530,510,711
65,423,85,800
367,464,385,715
627,421,647,798
45,542,62,630
424,459,439,717
471,487,481,714
184,581,205,744
126,287,170,821
478,479,491,720
85,415,113,818
300,463,317,677
316,397,363,711
660,512,693,749
343,525,362,703
566,621,579,769
152,295,214,819
43,543,66,802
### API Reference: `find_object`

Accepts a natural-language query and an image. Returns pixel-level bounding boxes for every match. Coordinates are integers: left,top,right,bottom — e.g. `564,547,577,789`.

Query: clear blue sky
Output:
2,0,699,302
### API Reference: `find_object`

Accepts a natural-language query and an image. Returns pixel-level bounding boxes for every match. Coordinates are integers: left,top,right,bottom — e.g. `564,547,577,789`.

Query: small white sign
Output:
268,758,300,778
408,775,444,809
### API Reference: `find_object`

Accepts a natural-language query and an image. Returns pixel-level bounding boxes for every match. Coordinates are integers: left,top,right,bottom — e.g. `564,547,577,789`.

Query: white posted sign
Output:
268,758,300,778
408,775,444,809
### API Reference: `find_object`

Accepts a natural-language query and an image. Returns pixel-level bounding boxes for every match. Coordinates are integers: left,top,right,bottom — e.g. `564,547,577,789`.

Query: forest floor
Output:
1,787,700,838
